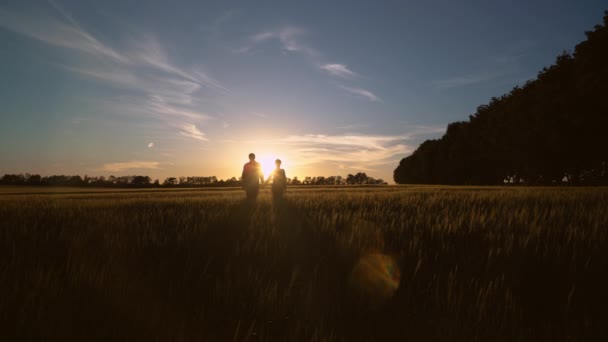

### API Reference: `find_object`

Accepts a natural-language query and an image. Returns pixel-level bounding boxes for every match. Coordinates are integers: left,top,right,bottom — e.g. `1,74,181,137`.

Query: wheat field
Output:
1,186,607,341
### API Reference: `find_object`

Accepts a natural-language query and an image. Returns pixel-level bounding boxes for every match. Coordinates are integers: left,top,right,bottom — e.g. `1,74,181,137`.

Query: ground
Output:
1,186,607,341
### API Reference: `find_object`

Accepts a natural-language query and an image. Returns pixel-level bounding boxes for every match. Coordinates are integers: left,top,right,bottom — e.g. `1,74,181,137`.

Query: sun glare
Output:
257,154,278,178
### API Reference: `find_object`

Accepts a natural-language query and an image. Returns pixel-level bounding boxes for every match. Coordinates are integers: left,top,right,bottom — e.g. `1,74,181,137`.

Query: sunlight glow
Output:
257,154,282,178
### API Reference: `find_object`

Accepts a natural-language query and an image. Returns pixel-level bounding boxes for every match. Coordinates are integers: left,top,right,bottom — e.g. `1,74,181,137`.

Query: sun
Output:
257,154,278,178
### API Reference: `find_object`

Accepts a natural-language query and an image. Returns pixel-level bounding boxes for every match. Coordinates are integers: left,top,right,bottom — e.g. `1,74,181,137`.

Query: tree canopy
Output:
394,11,608,185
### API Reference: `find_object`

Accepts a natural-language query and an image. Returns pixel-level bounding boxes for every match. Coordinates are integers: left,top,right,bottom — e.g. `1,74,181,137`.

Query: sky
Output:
0,0,606,183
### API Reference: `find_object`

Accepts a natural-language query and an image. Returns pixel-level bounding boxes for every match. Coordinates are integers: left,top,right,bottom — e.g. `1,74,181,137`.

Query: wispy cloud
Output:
0,4,223,142
0,8,129,63
252,31,275,42
339,86,382,102
282,134,406,150
101,160,160,172
128,35,226,91
177,123,207,141
145,95,213,121
240,26,382,102
277,27,317,55
337,123,370,130
271,126,436,177
65,66,139,87
321,64,357,79
251,133,413,172
237,26,320,58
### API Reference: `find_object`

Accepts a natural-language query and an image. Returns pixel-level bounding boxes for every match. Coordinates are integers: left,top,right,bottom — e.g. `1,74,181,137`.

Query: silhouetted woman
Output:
267,159,287,200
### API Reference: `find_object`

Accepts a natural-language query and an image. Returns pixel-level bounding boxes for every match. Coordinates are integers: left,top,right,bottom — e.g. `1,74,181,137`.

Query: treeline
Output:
295,173,386,185
394,11,608,185
0,172,385,188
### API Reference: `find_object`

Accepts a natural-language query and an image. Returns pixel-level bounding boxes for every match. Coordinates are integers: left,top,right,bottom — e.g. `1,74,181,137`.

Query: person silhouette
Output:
242,153,264,202
266,159,287,201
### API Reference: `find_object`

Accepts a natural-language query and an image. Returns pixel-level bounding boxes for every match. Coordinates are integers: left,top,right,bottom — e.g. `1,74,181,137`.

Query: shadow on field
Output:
262,198,408,341
3,189,608,341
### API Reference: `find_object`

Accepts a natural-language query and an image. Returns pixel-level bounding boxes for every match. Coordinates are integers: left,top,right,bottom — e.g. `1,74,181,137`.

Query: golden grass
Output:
0,186,607,341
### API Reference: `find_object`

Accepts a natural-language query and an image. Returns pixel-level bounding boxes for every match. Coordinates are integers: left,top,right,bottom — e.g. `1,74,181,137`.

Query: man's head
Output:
275,159,281,167
249,153,256,161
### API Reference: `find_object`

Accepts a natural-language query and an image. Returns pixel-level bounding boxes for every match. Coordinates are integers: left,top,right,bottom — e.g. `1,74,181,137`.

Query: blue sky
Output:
0,0,606,182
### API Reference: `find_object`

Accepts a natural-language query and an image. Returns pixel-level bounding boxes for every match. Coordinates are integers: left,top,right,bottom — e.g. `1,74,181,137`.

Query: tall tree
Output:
394,11,608,185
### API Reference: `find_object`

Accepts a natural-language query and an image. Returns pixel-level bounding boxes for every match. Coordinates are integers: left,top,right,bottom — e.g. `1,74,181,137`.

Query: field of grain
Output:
1,186,607,341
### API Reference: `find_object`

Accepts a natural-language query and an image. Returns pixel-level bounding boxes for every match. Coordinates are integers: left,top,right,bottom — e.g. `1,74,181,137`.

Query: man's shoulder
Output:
243,161,260,169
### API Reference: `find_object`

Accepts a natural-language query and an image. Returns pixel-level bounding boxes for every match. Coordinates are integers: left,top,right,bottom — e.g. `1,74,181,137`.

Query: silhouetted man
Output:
242,153,264,202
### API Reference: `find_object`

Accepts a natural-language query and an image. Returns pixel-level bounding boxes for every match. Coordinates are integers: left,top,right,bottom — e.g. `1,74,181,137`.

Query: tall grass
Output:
1,186,607,341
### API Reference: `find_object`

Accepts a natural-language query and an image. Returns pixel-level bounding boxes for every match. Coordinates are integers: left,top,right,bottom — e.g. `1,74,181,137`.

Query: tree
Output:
394,12,608,185
163,177,178,186
132,176,151,187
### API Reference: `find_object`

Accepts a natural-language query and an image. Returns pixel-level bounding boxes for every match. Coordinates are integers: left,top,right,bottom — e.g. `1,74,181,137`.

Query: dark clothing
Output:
242,161,263,186
242,161,263,200
270,168,286,199
245,186,259,201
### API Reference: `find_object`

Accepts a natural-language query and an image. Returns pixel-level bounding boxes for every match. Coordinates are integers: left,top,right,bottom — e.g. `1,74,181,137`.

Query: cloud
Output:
0,4,222,142
127,35,226,91
0,8,129,64
321,64,357,79
240,27,382,102
252,32,275,42
339,86,382,103
269,133,413,171
148,142,155,148
337,123,370,130
177,123,207,141
145,95,213,121
238,26,318,57
277,27,316,55
282,134,406,150
101,160,160,172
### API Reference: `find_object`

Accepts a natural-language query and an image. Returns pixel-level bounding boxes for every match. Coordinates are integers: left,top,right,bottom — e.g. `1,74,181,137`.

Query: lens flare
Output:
349,253,400,304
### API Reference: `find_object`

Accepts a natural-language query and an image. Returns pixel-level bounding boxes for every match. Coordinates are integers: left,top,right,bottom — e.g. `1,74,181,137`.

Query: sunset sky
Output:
1,0,605,182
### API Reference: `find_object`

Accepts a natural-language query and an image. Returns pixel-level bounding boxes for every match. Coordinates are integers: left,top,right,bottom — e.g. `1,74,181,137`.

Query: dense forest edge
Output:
0,172,386,188
394,11,608,185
